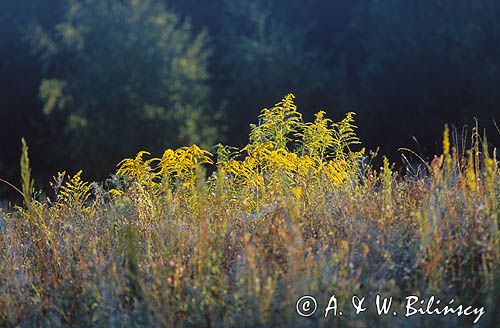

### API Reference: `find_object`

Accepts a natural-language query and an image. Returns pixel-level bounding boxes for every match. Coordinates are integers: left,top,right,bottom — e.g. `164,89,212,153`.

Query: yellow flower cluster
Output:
112,94,364,196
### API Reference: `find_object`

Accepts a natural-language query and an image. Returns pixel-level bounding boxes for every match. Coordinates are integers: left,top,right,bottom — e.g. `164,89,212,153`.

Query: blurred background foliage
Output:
1,0,500,196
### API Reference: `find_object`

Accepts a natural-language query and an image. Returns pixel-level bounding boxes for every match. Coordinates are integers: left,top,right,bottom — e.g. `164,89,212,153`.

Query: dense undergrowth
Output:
0,94,499,327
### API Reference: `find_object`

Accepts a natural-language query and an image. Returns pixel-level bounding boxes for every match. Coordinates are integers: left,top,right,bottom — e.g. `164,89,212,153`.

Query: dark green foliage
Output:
1,0,500,194
0,1,60,197
28,0,216,178
350,0,500,155
212,0,331,146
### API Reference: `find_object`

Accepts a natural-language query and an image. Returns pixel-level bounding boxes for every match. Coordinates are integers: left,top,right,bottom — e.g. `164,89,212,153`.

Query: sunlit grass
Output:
0,94,498,327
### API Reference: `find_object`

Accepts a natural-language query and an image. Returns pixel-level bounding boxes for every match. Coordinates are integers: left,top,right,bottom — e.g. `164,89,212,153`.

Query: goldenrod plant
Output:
0,94,498,327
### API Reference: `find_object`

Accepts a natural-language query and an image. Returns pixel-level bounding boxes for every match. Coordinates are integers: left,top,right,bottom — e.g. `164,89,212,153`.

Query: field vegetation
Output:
0,94,498,326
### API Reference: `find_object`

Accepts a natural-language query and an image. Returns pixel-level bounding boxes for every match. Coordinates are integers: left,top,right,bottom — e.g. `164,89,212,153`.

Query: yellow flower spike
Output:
298,110,334,161
292,186,302,199
116,151,160,189
324,160,350,185
109,189,125,198
466,150,476,192
443,124,451,177
443,124,450,156
249,94,302,150
158,145,213,185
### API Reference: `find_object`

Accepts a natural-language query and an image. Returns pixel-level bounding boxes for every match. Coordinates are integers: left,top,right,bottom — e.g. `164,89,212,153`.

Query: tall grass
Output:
0,95,498,327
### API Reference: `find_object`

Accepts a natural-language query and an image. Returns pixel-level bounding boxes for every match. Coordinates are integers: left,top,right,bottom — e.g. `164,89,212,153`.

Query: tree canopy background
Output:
1,0,500,197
